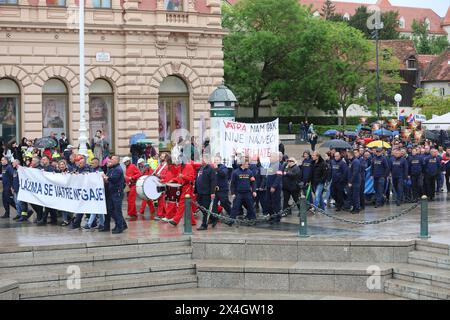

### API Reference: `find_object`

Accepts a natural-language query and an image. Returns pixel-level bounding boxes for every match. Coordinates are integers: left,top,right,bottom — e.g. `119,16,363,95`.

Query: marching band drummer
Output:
167,154,197,227
137,158,156,218
123,156,142,220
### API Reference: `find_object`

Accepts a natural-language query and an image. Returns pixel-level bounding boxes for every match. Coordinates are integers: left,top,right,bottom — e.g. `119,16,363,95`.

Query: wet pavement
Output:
0,191,449,247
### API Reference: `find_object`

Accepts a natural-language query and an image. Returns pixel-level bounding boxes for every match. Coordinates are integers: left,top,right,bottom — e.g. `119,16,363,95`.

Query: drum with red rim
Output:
165,183,182,203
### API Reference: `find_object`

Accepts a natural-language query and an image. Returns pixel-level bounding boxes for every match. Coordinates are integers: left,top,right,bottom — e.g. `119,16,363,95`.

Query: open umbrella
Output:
425,130,439,141
366,140,391,149
373,128,393,137
323,129,338,137
34,137,57,149
344,130,357,137
129,133,146,145
321,139,352,150
136,139,153,145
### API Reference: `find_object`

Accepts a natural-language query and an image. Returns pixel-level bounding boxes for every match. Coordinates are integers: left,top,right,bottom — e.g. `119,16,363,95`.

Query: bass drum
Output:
136,175,164,200
165,183,182,203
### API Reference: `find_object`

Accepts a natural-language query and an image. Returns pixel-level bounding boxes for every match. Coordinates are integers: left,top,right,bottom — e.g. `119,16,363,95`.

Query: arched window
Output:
89,79,113,150
399,17,405,29
158,76,189,147
42,78,68,138
165,0,183,11
0,78,20,143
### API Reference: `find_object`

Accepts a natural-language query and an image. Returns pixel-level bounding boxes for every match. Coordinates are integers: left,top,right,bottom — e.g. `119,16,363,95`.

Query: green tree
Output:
348,6,399,40
413,88,450,118
272,17,340,119
321,0,336,20
222,0,307,120
412,19,450,54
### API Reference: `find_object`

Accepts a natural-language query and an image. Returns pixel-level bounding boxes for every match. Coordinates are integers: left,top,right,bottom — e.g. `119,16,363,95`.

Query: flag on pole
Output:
406,114,414,123
398,109,406,120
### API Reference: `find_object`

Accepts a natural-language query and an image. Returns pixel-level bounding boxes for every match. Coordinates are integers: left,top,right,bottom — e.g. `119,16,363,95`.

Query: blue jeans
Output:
13,193,23,217
62,211,72,222
313,183,325,210
437,172,444,191
374,177,386,206
324,181,332,204
87,214,105,228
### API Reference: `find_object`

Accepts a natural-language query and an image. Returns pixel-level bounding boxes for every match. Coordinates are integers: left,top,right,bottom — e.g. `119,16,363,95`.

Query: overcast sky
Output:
335,0,449,16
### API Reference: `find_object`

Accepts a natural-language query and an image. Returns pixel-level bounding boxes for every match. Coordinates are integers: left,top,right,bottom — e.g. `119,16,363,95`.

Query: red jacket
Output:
125,163,142,185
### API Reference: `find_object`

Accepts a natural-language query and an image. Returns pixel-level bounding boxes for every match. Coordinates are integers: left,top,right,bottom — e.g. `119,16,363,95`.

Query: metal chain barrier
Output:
193,195,421,227
309,202,420,225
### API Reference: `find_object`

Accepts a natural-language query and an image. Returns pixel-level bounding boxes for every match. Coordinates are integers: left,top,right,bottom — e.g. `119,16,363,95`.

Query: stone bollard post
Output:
183,195,192,235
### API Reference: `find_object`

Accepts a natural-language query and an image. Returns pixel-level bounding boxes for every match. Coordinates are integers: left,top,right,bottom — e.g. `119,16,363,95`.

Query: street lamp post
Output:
394,93,402,121
78,0,88,156
374,21,383,120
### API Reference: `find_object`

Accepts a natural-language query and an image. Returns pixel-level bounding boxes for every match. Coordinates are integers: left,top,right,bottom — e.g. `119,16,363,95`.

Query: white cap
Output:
67,145,75,149
122,156,131,163
137,158,145,164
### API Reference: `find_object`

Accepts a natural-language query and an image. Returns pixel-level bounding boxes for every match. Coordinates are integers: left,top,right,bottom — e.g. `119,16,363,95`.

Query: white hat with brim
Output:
122,156,131,163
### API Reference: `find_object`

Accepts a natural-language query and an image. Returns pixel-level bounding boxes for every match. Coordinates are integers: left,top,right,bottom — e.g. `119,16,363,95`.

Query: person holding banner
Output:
1,157,15,219
265,153,283,223
100,156,127,234
69,156,92,229
38,156,58,226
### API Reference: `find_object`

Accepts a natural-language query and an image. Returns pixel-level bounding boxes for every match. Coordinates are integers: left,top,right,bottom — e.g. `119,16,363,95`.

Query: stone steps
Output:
408,251,450,270
195,259,393,293
384,279,450,300
0,238,191,261
0,247,193,273
392,264,450,290
0,237,196,300
415,241,450,256
0,260,196,290
21,274,198,300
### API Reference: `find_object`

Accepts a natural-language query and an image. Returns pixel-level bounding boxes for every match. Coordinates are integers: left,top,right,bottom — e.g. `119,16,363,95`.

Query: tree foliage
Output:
413,88,450,118
222,0,307,120
321,0,336,20
412,19,450,55
348,6,400,40
223,0,403,125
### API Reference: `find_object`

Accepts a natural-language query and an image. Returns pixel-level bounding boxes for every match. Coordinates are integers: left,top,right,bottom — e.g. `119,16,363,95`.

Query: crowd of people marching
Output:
1,127,450,233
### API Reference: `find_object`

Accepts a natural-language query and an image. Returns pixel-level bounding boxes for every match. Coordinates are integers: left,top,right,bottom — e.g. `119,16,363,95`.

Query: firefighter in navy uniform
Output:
355,150,367,210
194,154,217,231
347,151,361,214
1,157,15,219
212,156,231,222
371,148,390,208
100,156,127,234
408,148,424,201
330,152,348,212
423,149,443,201
227,157,257,226
390,149,409,206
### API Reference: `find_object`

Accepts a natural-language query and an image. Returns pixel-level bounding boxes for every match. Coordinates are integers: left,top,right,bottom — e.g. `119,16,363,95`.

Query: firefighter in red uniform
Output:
168,155,197,227
137,158,156,217
123,156,142,219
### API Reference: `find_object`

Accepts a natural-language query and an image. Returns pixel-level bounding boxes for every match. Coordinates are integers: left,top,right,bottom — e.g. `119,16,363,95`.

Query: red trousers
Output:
127,185,138,217
139,199,155,215
172,192,196,225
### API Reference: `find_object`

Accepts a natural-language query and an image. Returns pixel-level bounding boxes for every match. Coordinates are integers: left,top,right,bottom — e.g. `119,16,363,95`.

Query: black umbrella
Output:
321,139,353,150
425,130,439,141
34,137,57,149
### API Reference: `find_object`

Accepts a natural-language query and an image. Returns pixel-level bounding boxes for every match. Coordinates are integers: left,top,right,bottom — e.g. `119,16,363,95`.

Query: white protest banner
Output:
219,119,279,167
17,167,107,214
